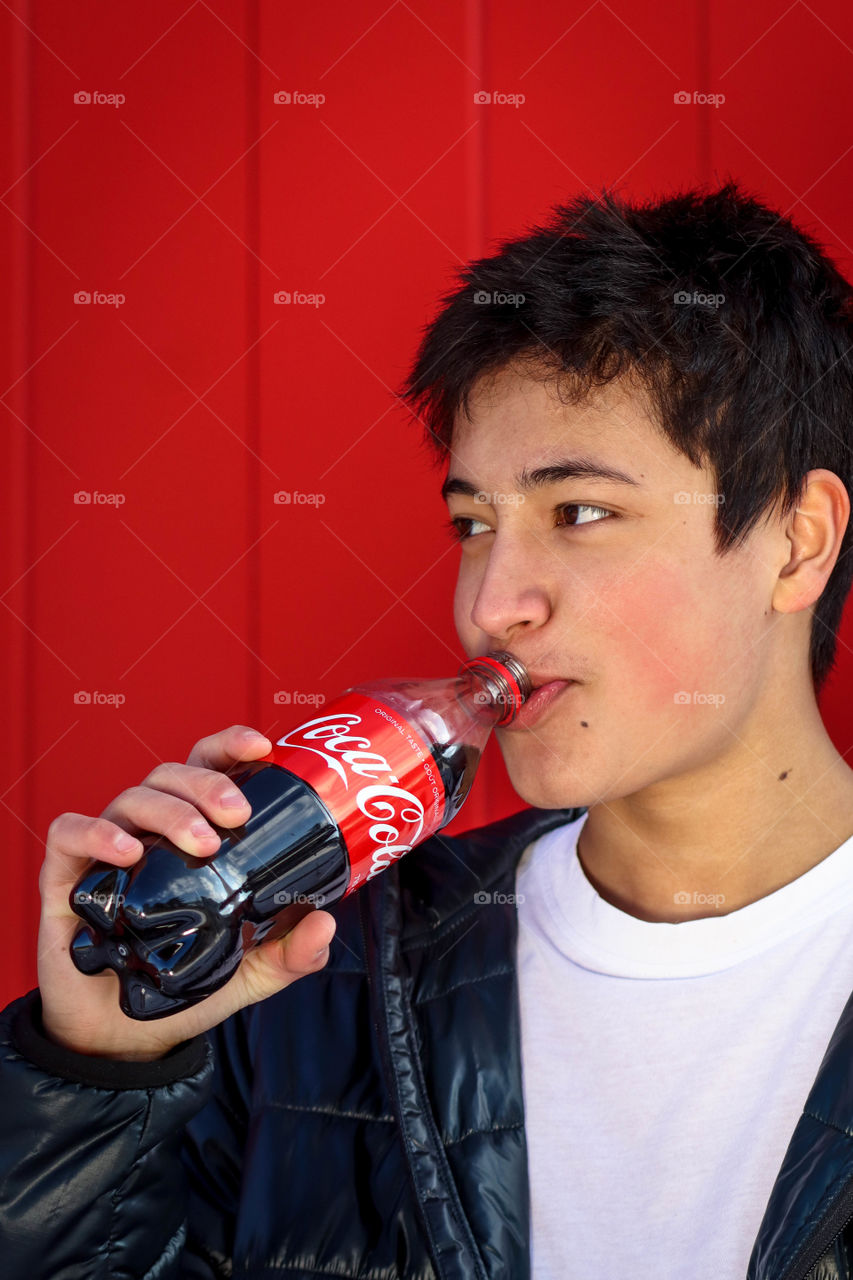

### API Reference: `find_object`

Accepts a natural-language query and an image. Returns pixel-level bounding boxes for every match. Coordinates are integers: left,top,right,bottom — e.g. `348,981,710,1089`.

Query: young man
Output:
1,182,852,1280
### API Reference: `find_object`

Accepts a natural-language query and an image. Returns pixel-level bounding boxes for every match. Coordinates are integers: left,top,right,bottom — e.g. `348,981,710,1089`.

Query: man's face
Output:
444,366,795,811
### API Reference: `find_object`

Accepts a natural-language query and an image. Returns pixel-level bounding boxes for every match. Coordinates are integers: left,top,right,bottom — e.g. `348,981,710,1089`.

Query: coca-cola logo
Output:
278,713,390,786
276,711,427,879
357,785,425,877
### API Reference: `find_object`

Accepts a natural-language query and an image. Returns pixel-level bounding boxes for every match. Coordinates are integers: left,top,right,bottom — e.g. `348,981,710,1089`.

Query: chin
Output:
501,758,589,812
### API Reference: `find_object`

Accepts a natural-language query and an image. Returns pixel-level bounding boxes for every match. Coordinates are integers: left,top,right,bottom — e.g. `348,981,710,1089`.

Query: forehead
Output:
450,366,690,484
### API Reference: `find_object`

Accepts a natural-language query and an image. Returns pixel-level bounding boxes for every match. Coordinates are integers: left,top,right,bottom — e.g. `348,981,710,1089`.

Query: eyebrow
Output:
440,456,641,502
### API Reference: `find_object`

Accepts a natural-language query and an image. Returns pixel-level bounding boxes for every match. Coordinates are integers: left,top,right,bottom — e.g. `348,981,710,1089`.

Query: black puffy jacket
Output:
3,804,853,1279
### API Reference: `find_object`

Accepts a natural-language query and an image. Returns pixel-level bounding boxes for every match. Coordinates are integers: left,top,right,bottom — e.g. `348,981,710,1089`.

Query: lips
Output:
504,677,576,730
527,672,575,690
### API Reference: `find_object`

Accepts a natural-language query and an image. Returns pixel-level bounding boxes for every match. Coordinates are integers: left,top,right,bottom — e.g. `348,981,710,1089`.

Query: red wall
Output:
2,0,852,1007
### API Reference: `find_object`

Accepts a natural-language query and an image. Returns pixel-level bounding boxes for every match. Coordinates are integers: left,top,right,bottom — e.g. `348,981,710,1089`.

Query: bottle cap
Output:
459,652,532,726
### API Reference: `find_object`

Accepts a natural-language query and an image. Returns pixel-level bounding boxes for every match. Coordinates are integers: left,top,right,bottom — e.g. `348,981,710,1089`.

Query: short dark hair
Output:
399,181,853,695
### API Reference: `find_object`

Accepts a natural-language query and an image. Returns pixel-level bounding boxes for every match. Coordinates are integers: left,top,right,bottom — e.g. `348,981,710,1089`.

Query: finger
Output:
99,786,225,854
186,725,272,772
134,911,340,1046
42,813,143,898
130,762,253,828
277,909,338,974
235,911,337,1009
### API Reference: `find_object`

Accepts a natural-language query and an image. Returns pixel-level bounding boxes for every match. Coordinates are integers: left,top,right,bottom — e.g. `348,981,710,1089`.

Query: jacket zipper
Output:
775,1180,853,1280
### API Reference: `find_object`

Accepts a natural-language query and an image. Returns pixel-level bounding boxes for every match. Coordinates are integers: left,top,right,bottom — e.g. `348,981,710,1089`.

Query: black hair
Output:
399,181,853,695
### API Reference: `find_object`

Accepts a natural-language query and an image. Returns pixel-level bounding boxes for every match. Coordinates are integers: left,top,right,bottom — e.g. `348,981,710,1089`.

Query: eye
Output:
445,515,492,542
555,503,615,528
445,503,615,542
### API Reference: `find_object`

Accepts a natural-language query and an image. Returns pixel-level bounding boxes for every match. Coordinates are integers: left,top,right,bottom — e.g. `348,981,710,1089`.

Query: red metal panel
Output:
1,3,259,1005
480,0,706,242
709,0,853,747
0,0,37,1006
255,1,482,831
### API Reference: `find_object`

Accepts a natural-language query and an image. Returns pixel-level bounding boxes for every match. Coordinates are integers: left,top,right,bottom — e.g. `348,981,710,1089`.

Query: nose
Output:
467,531,552,641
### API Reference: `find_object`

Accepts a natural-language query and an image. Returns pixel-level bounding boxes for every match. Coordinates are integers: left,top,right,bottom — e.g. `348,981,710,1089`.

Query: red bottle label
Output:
260,692,447,895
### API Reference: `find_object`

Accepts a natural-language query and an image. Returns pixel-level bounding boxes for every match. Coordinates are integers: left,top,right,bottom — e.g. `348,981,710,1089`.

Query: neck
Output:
576,693,853,924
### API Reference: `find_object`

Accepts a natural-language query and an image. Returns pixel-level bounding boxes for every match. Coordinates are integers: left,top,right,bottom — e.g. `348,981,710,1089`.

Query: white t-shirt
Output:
515,812,853,1279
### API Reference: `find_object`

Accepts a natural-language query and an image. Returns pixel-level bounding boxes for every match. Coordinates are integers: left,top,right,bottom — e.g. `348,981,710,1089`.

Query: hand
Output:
37,725,336,1062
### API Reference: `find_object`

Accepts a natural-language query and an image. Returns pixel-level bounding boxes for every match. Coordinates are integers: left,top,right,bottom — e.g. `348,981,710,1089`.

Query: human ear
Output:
772,469,850,614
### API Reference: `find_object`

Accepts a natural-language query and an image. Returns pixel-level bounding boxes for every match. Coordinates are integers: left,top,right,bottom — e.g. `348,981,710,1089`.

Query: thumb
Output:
234,910,337,1008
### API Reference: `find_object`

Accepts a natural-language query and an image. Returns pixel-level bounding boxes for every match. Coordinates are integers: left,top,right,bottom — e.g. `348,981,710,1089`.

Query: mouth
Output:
503,677,577,731
527,670,575,691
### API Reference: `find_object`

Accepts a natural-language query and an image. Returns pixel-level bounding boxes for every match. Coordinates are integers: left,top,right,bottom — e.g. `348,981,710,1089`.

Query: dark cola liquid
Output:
70,741,477,1020
433,739,480,823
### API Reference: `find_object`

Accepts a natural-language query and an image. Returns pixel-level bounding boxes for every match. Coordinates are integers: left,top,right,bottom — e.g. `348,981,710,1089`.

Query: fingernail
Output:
114,831,140,852
315,923,336,955
190,819,217,839
219,789,249,809
242,729,269,742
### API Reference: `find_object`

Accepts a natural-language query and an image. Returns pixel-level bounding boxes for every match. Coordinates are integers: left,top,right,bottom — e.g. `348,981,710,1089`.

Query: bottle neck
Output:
458,653,532,726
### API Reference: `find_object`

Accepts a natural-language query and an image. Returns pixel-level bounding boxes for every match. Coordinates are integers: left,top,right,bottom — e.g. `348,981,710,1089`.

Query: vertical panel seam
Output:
467,0,488,258
24,0,37,981
247,0,261,731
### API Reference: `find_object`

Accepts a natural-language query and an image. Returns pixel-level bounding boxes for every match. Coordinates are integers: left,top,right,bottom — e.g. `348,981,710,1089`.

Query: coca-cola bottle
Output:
69,652,530,1020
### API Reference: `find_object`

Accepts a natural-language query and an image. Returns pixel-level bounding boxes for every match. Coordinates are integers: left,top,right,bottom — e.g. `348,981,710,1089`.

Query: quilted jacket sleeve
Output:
0,987,247,1280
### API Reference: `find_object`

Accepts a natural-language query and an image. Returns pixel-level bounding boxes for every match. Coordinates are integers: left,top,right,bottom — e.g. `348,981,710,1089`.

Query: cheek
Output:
581,562,732,704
